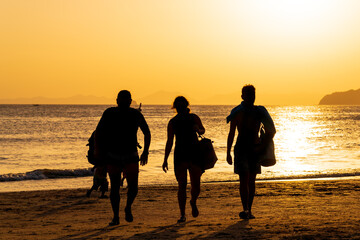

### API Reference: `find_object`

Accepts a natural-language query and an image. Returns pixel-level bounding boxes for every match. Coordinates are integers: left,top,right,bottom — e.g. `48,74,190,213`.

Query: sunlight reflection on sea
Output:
0,104,359,191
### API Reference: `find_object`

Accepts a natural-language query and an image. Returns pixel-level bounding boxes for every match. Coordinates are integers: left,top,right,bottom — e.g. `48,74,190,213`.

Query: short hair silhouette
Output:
116,90,132,107
172,96,189,112
241,85,255,103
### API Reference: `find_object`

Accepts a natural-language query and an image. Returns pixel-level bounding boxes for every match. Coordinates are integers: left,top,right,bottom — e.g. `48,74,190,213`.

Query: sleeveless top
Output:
171,113,199,164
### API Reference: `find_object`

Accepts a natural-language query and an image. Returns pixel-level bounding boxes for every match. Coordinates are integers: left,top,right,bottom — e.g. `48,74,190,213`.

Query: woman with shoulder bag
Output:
162,96,205,223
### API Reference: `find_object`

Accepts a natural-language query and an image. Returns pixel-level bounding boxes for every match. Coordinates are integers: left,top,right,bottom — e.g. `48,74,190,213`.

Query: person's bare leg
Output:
189,165,202,217
109,171,121,225
175,164,187,222
248,173,257,218
248,173,256,219
124,163,139,222
86,184,96,197
239,172,251,219
239,172,250,211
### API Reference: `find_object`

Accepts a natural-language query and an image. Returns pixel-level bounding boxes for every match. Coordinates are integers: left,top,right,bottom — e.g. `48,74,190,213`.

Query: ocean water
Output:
0,104,359,192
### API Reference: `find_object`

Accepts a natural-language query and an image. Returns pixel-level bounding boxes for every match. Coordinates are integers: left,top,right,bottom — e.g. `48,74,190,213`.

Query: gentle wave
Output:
0,168,93,182
1,168,359,182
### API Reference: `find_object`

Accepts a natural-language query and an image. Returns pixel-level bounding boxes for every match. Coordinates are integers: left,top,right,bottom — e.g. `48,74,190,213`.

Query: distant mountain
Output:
138,90,193,105
319,89,360,105
198,92,241,105
0,95,114,105
138,91,243,105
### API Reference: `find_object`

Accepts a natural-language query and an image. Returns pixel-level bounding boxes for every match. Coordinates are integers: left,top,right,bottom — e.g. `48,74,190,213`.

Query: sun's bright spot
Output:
243,0,340,51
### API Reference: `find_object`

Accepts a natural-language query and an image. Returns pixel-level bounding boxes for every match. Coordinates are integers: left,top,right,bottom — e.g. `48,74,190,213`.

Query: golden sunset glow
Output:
1,0,360,105
276,117,317,173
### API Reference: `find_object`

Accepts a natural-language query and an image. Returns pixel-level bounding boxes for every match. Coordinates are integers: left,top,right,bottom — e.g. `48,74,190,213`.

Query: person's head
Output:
172,96,190,114
116,90,132,108
241,85,256,105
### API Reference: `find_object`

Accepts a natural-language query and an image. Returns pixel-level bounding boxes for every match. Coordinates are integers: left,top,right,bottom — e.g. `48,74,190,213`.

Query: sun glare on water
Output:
274,109,323,174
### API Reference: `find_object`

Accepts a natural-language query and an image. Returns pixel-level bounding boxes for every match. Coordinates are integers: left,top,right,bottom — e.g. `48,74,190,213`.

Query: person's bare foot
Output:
239,210,249,219
109,217,119,226
125,207,133,222
177,215,186,223
86,190,91,197
190,200,199,218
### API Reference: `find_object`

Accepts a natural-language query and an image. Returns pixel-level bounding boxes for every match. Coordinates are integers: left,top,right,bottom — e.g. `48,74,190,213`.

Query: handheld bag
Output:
198,135,218,170
259,138,276,167
258,127,276,167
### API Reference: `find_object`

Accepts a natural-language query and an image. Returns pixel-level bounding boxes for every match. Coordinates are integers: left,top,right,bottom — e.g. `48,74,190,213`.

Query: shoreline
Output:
1,178,359,239
0,175,359,193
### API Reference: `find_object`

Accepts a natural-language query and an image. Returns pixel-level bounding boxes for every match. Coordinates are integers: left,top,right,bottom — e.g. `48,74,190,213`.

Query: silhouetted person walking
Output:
95,90,151,226
86,165,108,198
162,96,205,223
226,85,275,219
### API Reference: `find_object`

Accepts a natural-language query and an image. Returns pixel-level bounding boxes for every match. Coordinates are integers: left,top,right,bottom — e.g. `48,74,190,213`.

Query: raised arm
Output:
162,121,174,173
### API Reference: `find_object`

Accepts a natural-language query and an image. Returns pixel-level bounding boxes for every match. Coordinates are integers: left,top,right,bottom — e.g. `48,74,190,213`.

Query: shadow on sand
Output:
125,220,195,239
199,220,261,239
53,225,121,240
123,220,258,239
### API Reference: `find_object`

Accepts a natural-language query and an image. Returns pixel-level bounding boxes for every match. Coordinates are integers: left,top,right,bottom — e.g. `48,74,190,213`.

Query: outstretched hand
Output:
140,152,148,166
162,161,168,173
226,153,233,165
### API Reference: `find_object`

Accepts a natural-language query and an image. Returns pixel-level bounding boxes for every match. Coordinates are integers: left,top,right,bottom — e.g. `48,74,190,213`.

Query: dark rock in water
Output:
319,89,360,105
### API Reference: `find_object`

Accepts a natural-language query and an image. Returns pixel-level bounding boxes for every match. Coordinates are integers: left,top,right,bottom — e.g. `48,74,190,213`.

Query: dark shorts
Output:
106,152,139,178
105,151,139,166
107,162,139,176
234,147,261,175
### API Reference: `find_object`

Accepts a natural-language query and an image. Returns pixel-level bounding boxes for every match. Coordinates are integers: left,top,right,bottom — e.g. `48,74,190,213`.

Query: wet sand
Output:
0,178,359,239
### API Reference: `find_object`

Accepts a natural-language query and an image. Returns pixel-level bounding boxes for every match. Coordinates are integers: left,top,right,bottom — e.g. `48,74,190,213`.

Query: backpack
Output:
86,131,98,165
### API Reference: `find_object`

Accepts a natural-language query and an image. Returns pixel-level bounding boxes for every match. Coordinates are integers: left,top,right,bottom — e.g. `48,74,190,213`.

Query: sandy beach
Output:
0,178,359,240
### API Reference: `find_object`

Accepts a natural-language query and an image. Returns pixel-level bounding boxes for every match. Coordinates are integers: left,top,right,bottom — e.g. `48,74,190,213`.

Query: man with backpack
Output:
94,90,151,226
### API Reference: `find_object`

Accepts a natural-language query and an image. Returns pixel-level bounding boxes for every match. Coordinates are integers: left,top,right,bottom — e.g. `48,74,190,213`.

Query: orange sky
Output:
1,0,360,105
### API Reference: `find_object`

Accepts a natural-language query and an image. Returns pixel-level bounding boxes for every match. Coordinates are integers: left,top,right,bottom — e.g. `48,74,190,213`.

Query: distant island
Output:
319,89,360,105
